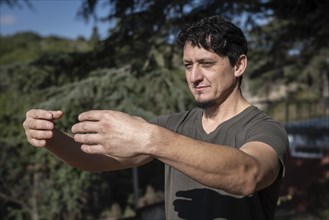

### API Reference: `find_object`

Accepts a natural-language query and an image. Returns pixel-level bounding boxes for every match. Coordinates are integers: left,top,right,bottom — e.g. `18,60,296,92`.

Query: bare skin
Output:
23,43,281,196
23,110,151,172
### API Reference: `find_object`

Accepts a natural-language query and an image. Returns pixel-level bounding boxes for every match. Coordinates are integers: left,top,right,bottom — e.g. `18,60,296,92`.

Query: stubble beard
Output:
195,99,218,109
193,92,218,109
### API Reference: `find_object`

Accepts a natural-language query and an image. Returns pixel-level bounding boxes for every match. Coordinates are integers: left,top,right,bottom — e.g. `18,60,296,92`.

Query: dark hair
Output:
176,15,248,66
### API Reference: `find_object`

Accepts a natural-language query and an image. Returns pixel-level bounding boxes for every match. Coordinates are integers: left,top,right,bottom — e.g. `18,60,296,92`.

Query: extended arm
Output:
23,109,152,172
47,128,152,172
146,126,281,195
72,110,281,195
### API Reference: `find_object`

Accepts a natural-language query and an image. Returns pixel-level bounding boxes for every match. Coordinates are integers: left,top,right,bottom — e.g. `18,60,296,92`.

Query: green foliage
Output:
0,32,91,66
0,30,190,220
246,19,329,100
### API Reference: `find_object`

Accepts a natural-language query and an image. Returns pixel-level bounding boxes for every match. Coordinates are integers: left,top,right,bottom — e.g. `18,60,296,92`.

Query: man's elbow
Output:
209,166,259,196
237,164,259,196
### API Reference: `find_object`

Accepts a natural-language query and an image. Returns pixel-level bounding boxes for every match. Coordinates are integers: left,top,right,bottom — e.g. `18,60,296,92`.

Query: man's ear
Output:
234,55,247,78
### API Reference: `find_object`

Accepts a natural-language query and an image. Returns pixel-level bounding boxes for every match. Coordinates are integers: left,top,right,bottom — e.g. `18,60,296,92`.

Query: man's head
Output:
177,16,248,109
176,15,248,67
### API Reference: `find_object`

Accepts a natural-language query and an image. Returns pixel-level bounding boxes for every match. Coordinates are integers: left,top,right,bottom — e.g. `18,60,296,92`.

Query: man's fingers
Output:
23,109,63,148
73,133,100,145
49,110,63,120
29,139,47,148
26,109,52,119
78,110,110,121
24,117,54,130
71,121,100,134
80,144,104,155
29,130,53,140
78,110,99,122
26,109,63,120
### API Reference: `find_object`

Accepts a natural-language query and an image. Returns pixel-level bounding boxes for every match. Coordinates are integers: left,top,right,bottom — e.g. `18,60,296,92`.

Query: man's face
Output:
183,43,238,108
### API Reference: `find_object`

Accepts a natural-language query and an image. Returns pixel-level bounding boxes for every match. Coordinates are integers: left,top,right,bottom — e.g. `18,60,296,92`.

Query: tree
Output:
89,26,100,47
246,0,329,99
0,35,189,219
78,0,329,99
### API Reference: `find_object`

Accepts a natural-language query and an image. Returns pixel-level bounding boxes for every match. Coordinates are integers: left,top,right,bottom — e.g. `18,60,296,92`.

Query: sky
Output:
0,0,110,39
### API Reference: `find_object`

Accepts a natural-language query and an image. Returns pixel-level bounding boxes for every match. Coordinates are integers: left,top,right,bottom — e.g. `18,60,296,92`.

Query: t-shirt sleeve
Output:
149,111,191,132
246,120,289,177
149,115,169,127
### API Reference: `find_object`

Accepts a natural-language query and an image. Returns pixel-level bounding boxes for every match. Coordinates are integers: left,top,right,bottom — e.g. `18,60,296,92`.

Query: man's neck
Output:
201,93,251,134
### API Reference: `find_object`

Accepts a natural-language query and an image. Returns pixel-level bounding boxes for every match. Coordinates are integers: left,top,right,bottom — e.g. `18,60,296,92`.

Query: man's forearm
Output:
146,125,260,195
45,128,145,172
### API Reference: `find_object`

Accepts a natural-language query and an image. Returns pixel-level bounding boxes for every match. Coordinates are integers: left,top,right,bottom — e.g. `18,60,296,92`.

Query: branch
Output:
0,191,30,211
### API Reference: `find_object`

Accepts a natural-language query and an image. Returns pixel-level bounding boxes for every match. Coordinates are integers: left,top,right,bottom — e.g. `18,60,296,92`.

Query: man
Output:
23,15,288,219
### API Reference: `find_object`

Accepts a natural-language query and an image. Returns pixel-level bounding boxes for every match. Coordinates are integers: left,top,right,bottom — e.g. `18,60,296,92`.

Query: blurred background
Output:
0,0,328,220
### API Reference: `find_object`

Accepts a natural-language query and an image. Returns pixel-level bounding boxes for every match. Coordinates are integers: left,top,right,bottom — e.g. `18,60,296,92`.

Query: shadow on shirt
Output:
173,188,256,220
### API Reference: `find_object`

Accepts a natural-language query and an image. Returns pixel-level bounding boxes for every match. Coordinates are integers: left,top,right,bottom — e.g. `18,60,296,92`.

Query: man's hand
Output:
71,110,151,158
23,109,63,147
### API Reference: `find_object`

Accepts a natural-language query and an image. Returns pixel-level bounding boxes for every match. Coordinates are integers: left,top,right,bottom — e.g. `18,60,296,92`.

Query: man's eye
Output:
202,62,214,68
184,64,192,69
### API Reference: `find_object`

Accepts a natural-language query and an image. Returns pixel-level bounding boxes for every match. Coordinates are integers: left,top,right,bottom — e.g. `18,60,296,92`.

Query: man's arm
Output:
148,127,281,195
47,128,152,172
23,109,152,172
72,110,281,195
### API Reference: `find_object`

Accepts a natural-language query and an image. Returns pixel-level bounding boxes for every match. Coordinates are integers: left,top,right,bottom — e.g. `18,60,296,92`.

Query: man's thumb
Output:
49,110,63,120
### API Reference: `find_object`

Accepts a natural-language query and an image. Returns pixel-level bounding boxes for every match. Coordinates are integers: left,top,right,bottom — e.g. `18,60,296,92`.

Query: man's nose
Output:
190,65,203,83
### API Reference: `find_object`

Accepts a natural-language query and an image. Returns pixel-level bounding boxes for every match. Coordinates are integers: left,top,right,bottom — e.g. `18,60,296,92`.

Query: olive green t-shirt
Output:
152,106,288,220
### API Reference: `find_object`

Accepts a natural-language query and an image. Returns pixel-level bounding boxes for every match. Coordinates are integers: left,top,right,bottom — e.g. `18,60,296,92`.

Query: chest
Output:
176,116,248,148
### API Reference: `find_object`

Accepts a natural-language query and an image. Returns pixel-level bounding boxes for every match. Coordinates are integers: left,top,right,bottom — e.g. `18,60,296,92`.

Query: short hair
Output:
176,15,248,66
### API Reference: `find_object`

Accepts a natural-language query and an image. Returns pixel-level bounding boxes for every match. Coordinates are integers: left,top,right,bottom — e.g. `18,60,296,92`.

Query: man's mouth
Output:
193,84,209,91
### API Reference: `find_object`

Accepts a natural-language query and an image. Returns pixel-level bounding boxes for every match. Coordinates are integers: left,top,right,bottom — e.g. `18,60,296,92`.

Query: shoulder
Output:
244,106,287,137
242,106,289,165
